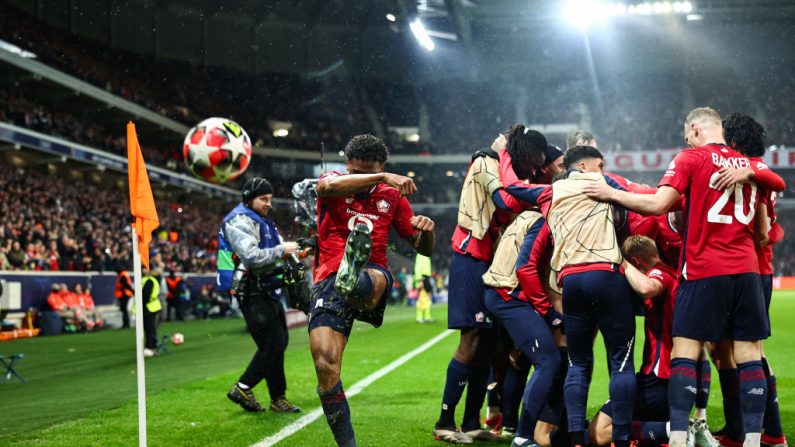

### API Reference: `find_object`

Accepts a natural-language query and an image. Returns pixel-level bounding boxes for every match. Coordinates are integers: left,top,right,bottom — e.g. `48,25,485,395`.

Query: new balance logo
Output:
685,385,697,394
747,388,765,395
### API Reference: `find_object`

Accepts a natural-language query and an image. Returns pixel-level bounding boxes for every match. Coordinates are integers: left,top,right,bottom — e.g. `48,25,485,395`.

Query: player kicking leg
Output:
309,134,436,446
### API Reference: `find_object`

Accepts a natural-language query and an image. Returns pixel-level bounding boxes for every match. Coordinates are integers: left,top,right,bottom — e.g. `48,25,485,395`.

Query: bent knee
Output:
589,412,613,447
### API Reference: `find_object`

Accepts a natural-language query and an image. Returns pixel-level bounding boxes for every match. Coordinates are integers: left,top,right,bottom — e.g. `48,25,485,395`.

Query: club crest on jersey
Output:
376,199,390,214
346,197,354,204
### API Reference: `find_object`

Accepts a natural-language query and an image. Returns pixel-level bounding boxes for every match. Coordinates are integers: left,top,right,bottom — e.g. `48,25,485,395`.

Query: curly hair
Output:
506,124,547,180
344,134,389,164
722,112,767,157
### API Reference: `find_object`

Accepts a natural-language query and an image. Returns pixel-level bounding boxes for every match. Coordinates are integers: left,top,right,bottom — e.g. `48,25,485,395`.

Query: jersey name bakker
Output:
659,144,760,280
314,172,416,283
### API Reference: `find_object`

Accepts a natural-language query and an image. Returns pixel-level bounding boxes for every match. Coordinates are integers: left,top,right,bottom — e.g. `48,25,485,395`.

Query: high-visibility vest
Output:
142,275,162,313
115,272,133,299
166,277,181,300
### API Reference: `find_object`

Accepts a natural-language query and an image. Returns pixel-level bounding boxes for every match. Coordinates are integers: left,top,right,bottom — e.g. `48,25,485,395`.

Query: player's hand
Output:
712,167,753,191
491,134,507,151
382,173,417,196
582,181,615,202
282,242,299,256
410,215,435,232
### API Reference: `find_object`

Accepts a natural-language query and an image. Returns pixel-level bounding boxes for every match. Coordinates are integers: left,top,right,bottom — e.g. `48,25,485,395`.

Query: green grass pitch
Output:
1,293,794,446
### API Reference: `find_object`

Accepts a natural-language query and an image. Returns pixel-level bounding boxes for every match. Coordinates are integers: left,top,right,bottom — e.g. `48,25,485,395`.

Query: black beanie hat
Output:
543,145,564,167
241,177,273,201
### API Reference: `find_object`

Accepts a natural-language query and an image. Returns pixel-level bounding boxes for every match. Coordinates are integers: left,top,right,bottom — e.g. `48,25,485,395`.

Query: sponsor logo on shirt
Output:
376,199,390,214
346,197,354,204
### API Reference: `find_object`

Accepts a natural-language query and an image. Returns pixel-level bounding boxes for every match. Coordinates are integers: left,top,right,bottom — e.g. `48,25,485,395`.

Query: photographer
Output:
217,177,301,414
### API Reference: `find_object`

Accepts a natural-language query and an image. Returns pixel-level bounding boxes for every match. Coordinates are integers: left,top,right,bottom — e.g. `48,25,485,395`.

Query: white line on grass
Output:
252,329,454,447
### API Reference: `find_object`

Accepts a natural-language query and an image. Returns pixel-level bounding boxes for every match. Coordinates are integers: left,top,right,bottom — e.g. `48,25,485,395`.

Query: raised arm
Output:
316,172,417,197
407,216,436,258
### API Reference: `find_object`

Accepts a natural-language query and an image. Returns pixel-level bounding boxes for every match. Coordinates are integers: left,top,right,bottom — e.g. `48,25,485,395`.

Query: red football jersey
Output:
314,172,417,283
659,144,762,280
640,263,677,379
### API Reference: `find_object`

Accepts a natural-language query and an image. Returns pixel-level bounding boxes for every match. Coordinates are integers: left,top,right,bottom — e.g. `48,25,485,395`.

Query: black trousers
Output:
118,297,130,328
143,306,159,349
238,294,289,400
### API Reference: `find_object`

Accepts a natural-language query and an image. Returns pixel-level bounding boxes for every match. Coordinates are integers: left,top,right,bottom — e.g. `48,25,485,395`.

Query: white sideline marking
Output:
252,329,454,447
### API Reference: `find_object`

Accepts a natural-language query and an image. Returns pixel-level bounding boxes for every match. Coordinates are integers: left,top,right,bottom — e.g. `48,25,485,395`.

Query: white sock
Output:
694,408,707,421
666,421,671,436
514,437,528,445
237,382,250,389
670,430,688,447
744,433,761,447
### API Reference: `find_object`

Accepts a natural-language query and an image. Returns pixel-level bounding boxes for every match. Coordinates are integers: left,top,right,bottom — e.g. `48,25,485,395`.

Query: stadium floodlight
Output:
563,0,603,29
386,13,396,22
409,19,435,51
626,1,693,15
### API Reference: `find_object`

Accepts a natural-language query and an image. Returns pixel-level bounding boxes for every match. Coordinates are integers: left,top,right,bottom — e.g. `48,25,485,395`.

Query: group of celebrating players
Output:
304,107,786,447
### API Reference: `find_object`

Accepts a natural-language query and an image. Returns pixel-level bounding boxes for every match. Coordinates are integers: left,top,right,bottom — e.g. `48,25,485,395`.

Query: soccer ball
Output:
171,332,185,345
183,117,252,184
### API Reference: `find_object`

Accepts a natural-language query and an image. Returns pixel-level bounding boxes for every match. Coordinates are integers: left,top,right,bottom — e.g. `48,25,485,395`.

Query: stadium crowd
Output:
3,2,793,166
0,163,221,273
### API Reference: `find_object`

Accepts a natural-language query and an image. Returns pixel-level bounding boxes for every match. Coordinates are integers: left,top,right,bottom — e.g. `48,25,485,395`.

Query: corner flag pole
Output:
127,121,158,447
131,226,147,447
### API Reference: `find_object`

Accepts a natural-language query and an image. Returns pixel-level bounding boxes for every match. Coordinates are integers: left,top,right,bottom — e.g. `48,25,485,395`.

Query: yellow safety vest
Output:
143,276,162,313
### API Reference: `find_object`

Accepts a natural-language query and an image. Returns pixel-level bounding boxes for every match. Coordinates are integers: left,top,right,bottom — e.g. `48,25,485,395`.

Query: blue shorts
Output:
672,273,767,343
761,274,772,337
538,395,566,425
308,263,394,338
447,252,492,329
600,373,669,421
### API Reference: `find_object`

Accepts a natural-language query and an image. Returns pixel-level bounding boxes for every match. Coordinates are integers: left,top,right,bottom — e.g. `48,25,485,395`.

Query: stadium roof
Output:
6,0,795,80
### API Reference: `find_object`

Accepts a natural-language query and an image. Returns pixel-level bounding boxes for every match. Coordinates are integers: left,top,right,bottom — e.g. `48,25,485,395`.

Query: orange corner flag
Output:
127,122,160,269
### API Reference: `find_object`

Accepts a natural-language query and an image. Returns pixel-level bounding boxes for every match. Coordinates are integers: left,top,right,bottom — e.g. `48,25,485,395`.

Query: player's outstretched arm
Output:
712,165,786,192
621,260,664,298
583,182,680,216
407,215,435,257
316,172,417,197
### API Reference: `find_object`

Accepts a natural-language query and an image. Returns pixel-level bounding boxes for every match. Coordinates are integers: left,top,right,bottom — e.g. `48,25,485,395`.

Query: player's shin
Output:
737,360,767,443
718,368,745,442
437,357,471,428
318,381,356,447
669,358,699,443
761,357,784,440
695,359,712,420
